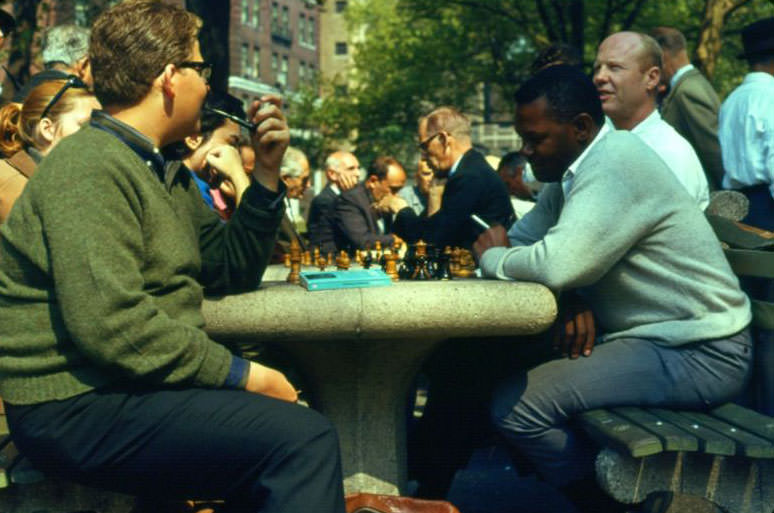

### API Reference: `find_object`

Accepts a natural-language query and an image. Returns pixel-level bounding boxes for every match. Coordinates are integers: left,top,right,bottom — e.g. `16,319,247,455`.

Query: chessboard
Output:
282,239,477,284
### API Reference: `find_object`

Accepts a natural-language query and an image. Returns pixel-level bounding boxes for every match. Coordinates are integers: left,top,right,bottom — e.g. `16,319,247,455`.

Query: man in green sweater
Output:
0,2,345,512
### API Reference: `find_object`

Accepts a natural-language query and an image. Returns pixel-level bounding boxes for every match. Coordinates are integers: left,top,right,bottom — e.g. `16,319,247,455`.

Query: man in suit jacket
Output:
335,156,405,253
307,150,359,255
382,107,514,249
652,27,724,190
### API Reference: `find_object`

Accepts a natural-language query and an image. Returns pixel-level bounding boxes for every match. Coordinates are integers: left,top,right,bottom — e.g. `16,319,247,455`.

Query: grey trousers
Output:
490,328,752,486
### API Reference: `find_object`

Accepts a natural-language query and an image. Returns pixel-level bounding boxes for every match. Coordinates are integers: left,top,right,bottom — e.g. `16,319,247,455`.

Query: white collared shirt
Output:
719,72,774,195
448,154,464,177
630,110,709,210
670,64,695,90
561,121,612,199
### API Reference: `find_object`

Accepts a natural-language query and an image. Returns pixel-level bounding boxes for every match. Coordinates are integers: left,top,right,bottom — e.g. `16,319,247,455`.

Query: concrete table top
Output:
203,270,557,495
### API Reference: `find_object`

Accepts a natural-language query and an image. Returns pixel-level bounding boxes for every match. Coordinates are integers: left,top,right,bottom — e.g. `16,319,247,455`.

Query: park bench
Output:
578,214,774,513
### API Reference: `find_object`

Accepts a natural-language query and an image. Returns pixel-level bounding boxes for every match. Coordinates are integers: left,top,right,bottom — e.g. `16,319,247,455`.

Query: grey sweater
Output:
480,130,750,345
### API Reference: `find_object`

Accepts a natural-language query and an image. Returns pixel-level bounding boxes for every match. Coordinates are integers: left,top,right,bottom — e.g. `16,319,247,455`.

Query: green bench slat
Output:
579,409,662,458
710,403,774,444
724,248,774,279
612,407,699,452
648,409,736,456
674,411,774,458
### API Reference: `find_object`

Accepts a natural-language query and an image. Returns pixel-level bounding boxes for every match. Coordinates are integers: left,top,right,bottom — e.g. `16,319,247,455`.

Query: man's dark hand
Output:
552,293,596,359
472,225,510,260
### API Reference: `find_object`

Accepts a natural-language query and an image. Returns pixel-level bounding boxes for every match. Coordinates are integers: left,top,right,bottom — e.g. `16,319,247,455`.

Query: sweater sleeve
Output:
196,181,285,294
481,142,659,292
39,157,234,389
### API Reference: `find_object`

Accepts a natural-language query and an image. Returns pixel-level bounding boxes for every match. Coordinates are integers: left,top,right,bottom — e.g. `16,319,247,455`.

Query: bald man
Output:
307,150,359,255
593,31,709,209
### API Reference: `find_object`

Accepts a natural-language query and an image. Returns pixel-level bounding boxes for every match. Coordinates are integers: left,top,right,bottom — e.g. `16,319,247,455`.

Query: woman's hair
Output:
0,79,93,156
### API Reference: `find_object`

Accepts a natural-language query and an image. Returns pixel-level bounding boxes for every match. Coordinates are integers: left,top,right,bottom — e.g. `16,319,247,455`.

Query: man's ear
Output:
74,56,89,78
572,113,594,144
184,135,203,152
365,174,379,188
644,65,661,92
158,63,176,98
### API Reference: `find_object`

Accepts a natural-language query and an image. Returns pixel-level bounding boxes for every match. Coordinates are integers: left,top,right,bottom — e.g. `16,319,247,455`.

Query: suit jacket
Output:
393,149,515,249
307,184,339,255
661,68,724,190
335,182,394,253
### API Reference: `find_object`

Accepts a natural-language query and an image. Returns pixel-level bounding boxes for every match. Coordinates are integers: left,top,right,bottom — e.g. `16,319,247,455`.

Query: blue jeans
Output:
490,329,752,486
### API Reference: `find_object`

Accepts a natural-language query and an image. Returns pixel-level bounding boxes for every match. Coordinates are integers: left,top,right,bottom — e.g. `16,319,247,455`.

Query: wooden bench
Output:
578,215,774,513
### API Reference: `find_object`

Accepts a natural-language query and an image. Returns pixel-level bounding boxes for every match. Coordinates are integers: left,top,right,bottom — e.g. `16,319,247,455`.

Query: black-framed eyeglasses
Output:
178,61,213,82
417,132,441,152
40,75,89,121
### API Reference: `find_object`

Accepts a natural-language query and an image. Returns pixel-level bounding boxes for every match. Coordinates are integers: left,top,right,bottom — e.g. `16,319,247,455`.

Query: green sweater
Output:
0,113,282,405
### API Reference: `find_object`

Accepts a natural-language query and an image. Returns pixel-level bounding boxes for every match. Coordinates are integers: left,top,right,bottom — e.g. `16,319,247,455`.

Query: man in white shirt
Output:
593,31,709,210
718,17,774,230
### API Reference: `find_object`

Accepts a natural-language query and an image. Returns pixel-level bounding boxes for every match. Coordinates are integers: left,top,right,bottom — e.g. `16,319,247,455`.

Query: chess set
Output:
283,239,477,285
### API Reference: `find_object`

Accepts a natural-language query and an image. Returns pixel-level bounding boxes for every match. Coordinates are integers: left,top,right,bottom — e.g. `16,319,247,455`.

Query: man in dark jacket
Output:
0,2,345,512
335,156,405,253
383,106,514,249
307,150,359,254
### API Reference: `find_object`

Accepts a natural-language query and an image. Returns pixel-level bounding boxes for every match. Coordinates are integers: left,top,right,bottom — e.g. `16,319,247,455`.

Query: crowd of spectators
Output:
0,1,772,512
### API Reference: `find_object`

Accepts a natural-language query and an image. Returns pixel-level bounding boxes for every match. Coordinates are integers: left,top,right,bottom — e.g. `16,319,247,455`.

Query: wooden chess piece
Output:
436,246,453,280
336,250,351,271
384,249,399,281
317,254,327,271
411,240,432,280
362,250,373,269
374,241,382,261
313,246,320,262
286,238,302,284
327,252,334,266
450,247,461,276
283,252,291,268
302,250,312,266
355,249,363,265
455,249,475,278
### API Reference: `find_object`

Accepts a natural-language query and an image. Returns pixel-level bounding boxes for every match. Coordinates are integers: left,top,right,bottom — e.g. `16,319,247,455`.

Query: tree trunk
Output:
695,0,751,79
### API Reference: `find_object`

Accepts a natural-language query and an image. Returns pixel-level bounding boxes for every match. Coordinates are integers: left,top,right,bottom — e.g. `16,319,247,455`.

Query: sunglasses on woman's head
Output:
40,75,89,120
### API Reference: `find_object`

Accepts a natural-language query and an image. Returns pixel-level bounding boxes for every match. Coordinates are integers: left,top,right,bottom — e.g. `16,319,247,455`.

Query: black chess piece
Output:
399,244,416,280
362,250,373,269
436,246,453,280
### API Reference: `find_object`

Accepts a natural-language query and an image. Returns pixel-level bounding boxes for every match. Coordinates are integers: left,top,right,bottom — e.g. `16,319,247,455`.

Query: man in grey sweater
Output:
473,65,751,510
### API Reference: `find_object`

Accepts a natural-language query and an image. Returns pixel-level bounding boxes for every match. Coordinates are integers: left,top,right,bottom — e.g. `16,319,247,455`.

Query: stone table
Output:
202,272,556,495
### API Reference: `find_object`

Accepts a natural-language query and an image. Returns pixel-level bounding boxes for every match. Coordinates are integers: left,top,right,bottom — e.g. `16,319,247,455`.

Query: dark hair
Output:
497,151,527,177
650,27,687,54
200,91,245,136
367,156,400,180
514,64,604,126
164,90,244,159
90,0,201,107
530,43,582,74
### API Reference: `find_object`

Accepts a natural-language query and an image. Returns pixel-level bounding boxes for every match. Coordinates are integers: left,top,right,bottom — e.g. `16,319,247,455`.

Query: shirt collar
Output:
331,183,341,195
90,110,166,182
670,63,694,90
743,71,774,86
562,121,612,197
449,153,464,177
630,109,661,134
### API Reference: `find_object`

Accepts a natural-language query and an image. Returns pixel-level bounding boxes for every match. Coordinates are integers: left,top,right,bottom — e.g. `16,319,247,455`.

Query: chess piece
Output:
411,240,433,280
450,247,461,275
436,246,453,280
336,250,351,271
283,252,291,268
286,238,302,284
384,249,400,281
313,246,320,262
355,249,363,265
455,249,476,278
302,250,312,266
327,252,334,266
374,241,382,261
317,254,327,271
362,250,373,269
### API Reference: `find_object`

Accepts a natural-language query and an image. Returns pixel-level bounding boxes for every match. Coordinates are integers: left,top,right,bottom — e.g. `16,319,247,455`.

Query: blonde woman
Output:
0,77,99,222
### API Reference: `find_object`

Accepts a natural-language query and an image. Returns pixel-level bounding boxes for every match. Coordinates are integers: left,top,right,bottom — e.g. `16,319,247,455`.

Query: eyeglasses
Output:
40,75,89,121
417,132,441,152
178,61,212,82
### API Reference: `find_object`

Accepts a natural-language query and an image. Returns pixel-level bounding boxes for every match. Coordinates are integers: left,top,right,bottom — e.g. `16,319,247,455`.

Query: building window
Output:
241,0,249,24
335,1,347,13
252,0,261,28
253,46,261,78
74,0,88,26
241,44,250,77
299,14,307,45
299,61,306,83
271,3,279,32
335,42,348,55
279,56,288,89
281,5,289,33
271,53,279,85
307,16,316,47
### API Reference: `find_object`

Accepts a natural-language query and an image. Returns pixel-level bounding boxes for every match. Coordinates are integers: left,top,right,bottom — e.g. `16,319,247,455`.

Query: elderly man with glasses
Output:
380,106,514,249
